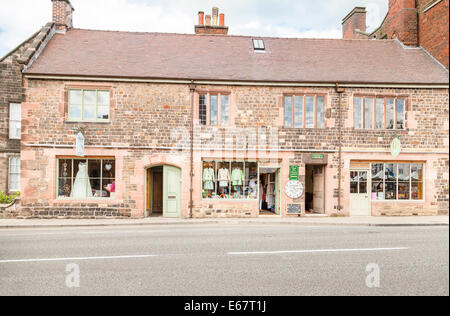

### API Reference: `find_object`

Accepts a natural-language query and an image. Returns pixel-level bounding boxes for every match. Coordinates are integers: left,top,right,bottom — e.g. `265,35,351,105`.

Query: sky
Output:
0,0,389,57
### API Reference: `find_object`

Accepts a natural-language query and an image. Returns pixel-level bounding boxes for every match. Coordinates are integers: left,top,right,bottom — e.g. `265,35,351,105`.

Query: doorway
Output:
259,169,280,215
349,169,371,216
305,165,325,214
146,165,181,218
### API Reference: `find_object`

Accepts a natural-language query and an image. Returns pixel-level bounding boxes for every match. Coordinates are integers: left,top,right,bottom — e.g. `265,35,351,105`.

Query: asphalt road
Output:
0,224,448,296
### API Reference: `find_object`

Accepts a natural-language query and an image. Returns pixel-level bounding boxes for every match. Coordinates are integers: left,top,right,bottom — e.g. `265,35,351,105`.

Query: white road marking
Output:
0,254,157,264
228,247,409,255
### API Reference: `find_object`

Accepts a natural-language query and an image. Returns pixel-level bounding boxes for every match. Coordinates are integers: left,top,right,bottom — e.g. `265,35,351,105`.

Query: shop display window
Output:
58,158,116,199
202,161,259,200
370,163,424,201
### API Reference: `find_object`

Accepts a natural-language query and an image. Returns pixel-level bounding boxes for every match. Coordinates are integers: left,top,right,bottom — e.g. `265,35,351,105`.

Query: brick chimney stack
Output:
385,0,418,46
52,0,74,32
342,7,367,39
195,7,229,35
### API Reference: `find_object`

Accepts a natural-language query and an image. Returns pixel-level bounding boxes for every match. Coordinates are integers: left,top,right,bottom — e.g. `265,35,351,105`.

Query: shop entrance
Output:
305,165,325,214
146,165,181,218
349,169,371,216
259,169,280,215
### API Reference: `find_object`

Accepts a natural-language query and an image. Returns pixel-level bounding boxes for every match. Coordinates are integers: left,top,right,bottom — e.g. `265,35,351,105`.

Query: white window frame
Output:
370,162,425,202
354,97,406,130
9,103,21,140
198,93,230,127
284,95,326,129
68,89,110,122
8,156,20,193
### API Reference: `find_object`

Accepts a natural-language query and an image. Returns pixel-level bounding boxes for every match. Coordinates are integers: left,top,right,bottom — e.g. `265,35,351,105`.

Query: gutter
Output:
189,81,196,219
22,74,449,89
335,84,345,213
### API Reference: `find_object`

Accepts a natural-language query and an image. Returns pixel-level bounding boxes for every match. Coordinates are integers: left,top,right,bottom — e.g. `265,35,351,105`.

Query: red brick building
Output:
1,0,449,219
343,0,449,68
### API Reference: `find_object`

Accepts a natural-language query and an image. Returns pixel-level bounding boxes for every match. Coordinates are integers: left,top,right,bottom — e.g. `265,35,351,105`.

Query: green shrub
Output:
0,191,20,205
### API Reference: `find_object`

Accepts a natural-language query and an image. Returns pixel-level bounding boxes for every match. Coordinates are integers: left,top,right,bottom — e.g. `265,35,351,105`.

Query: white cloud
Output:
0,0,388,57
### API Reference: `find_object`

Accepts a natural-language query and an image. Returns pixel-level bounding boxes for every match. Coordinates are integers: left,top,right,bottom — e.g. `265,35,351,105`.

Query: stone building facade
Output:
0,22,56,195
2,0,449,219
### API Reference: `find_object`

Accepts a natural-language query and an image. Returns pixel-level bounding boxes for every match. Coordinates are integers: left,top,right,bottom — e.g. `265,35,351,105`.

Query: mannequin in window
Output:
71,162,93,199
231,164,244,198
217,163,230,198
203,162,215,198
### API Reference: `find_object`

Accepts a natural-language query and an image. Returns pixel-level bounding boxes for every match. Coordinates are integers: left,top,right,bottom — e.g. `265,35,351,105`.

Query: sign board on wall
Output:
289,165,299,180
390,137,401,158
285,180,304,199
76,132,85,157
310,154,324,159
287,204,302,215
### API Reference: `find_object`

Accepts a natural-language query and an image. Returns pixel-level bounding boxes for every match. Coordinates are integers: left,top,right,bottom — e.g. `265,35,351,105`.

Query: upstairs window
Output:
252,39,265,51
68,89,110,122
198,93,229,127
284,95,325,129
354,97,405,130
9,103,21,139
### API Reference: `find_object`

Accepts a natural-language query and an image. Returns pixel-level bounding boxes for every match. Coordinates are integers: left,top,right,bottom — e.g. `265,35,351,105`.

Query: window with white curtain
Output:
8,157,20,192
9,103,21,139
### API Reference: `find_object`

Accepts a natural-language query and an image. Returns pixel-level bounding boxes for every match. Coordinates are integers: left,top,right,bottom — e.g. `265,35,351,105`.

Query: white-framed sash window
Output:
9,103,21,139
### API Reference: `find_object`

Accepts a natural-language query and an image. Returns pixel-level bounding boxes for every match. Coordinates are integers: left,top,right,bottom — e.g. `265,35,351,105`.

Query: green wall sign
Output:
289,165,299,180
310,154,324,159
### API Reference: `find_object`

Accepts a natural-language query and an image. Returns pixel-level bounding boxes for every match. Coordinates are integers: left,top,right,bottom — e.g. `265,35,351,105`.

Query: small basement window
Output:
252,39,265,51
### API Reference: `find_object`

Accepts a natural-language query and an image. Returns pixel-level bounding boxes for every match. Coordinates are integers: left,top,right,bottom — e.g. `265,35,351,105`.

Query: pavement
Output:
0,215,448,229
0,224,448,296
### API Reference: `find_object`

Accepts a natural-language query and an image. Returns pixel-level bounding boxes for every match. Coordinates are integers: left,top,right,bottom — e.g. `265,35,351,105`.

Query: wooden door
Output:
163,165,181,218
312,166,325,214
152,170,163,213
350,170,371,216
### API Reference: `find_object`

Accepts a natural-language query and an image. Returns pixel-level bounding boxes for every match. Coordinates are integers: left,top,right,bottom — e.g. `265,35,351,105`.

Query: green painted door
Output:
163,165,181,218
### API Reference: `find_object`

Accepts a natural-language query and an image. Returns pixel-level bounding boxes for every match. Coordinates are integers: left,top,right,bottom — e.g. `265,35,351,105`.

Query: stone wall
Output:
20,79,449,217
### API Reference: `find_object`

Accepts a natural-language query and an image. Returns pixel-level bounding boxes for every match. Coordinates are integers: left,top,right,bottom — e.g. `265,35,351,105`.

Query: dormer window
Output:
252,39,265,51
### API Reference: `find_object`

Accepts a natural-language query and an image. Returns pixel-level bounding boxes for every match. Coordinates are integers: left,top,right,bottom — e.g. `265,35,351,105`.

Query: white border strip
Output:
228,247,409,255
0,254,157,264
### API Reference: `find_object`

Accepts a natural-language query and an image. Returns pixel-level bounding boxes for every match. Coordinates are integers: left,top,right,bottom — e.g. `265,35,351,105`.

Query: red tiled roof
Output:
25,29,449,84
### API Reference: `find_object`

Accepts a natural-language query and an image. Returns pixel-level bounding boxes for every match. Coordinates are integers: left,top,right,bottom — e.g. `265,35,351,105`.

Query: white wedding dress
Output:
71,163,93,198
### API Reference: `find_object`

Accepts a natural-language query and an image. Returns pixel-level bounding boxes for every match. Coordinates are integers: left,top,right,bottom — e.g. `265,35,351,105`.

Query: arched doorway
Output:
146,165,181,218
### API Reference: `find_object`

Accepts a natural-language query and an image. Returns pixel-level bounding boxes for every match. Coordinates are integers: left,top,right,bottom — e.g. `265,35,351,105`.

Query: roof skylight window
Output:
252,39,265,51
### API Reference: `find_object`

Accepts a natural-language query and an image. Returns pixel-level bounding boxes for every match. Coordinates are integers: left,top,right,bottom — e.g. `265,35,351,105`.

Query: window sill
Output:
65,120,111,124
55,198,116,202
201,198,258,202
371,199,425,203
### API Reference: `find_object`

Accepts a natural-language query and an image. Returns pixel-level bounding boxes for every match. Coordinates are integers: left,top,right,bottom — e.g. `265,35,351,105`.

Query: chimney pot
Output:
212,7,219,26
198,11,204,25
205,14,211,26
219,13,225,27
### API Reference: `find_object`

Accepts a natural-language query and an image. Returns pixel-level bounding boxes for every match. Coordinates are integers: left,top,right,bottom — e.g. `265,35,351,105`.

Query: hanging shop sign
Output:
390,136,401,158
285,180,304,199
287,204,302,215
76,132,85,157
289,165,299,180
